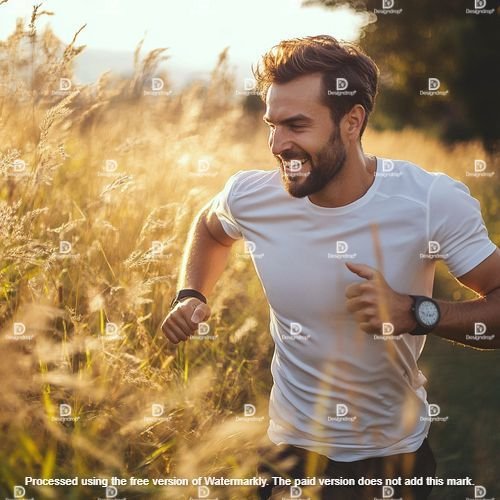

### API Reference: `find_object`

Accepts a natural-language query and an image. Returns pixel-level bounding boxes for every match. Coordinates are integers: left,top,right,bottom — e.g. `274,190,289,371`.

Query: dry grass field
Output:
1,9,499,500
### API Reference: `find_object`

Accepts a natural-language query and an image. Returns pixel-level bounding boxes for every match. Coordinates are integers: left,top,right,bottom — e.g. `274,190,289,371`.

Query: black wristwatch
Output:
409,295,440,335
170,289,207,309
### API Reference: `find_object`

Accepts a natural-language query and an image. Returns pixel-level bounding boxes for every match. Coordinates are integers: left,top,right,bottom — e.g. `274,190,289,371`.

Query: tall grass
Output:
1,6,498,500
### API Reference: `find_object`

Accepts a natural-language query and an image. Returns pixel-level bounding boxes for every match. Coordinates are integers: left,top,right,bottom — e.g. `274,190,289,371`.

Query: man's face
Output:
264,73,347,198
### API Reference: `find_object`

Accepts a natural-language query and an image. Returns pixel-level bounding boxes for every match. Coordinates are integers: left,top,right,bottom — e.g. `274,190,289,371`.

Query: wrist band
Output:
170,288,207,309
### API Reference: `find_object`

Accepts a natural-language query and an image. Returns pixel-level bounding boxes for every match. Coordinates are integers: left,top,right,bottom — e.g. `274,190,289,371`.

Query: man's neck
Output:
307,151,377,208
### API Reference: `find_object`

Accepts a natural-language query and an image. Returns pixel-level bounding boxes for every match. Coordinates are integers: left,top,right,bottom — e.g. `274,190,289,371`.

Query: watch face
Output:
418,300,439,326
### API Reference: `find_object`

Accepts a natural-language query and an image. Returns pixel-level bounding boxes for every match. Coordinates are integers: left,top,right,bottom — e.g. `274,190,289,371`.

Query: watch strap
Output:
170,289,207,309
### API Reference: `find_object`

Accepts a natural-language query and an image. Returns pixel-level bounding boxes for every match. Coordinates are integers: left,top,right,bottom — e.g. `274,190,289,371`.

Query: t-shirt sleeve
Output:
427,174,497,277
209,170,246,240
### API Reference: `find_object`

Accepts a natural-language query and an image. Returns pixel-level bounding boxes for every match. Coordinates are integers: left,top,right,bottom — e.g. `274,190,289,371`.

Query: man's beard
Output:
278,128,347,198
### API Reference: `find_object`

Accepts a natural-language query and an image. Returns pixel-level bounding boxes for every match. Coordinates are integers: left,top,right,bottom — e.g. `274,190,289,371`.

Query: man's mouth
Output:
282,158,310,180
282,158,310,171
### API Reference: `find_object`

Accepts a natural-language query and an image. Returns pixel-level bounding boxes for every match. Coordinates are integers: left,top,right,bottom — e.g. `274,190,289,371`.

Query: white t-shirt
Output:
210,157,496,462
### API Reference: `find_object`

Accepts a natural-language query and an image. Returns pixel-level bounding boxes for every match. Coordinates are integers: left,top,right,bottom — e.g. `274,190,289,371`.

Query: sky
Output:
0,0,368,84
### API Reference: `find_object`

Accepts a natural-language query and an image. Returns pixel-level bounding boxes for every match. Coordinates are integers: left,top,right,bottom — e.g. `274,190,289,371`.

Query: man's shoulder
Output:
380,158,439,182
225,168,281,197
377,158,462,203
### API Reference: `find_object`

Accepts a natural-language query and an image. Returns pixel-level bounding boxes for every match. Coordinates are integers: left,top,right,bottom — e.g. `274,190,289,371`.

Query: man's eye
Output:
289,125,306,131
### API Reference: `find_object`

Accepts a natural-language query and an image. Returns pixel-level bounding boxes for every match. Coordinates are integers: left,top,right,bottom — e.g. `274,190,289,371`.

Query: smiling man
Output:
160,36,500,499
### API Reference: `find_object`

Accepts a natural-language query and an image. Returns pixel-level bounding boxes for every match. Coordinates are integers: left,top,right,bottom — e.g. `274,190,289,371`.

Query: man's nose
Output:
269,128,292,157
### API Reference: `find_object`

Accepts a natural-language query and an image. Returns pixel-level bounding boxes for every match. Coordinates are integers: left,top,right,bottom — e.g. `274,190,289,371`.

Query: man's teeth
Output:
284,158,309,167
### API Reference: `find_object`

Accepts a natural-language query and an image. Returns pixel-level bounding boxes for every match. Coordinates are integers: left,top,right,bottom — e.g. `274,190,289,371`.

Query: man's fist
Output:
344,262,415,335
160,297,211,344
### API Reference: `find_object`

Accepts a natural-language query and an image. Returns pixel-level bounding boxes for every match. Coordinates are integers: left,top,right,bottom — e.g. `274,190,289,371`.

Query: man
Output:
161,36,500,499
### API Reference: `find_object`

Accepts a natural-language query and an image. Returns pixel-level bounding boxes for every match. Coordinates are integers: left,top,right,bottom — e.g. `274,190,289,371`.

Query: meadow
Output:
1,10,499,500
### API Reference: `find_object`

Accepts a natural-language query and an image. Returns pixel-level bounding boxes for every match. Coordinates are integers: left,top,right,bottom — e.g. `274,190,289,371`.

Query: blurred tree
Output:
304,0,500,152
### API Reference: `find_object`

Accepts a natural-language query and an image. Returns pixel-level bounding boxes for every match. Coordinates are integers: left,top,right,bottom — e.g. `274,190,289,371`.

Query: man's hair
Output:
253,35,379,138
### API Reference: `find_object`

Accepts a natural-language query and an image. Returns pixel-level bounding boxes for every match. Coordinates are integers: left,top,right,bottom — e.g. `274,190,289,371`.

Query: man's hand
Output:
345,262,416,335
161,297,211,344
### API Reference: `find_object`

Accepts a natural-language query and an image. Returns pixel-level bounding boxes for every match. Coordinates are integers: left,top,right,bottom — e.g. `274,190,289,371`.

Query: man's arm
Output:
432,248,500,349
345,248,500,350
177,201,237,296
161,202,237,344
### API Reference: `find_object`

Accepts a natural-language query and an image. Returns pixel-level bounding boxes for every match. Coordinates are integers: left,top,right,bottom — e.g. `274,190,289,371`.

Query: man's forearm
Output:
177,210,233,297
432,288,500,349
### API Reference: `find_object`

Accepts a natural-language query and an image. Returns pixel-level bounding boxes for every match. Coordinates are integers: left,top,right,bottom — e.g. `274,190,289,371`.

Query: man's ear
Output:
342,104,366,142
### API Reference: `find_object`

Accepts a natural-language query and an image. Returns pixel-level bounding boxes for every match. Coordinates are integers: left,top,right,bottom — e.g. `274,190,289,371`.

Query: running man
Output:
161,36,500,499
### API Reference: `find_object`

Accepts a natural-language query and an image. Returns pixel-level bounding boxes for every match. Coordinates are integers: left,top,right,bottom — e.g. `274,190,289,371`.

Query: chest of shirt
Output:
238,206,432,324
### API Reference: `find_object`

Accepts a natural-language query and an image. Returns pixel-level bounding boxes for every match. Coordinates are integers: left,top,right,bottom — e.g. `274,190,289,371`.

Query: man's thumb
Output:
191,303,210,323
345,262,376,280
